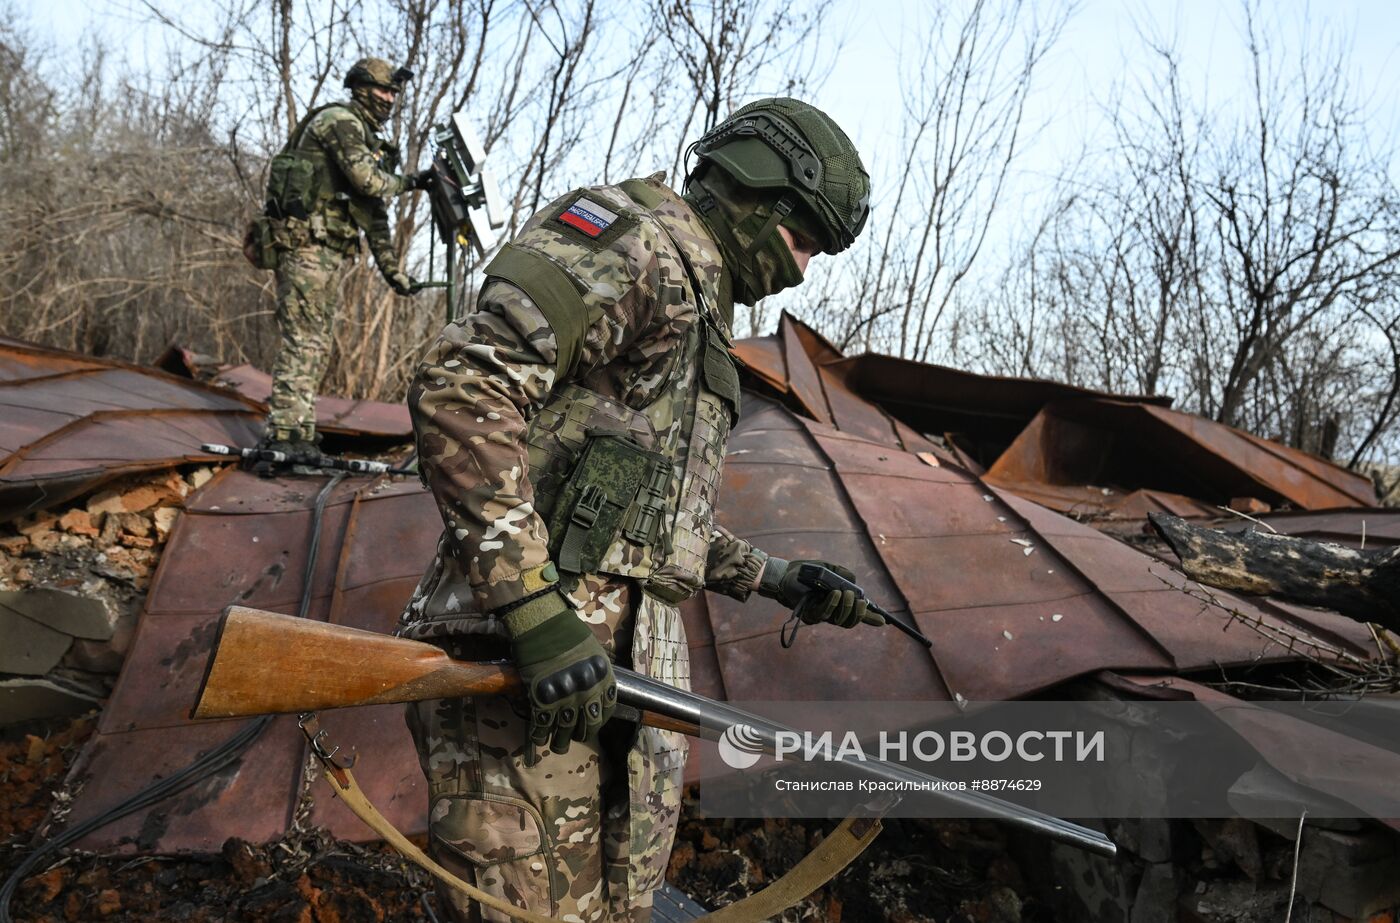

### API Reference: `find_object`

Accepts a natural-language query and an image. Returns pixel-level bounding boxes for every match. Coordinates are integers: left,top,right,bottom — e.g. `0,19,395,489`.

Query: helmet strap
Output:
684,177,803,306
745,196,793,258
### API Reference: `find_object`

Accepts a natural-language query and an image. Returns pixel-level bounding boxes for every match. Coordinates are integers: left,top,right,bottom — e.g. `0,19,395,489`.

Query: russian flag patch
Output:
558,197,617,238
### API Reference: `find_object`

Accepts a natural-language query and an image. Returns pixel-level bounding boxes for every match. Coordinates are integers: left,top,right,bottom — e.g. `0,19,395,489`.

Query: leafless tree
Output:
0,0,827,393
974,2,1400,464
798,0,1070,360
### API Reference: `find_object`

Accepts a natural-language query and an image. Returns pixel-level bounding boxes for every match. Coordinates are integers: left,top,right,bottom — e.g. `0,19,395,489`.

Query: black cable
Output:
298,473,346,620
0,472,347,923
0,716,272,922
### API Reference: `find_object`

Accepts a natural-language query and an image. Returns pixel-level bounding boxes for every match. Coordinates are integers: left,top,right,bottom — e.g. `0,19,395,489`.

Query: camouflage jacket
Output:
401,174,767,640
275,101,405,272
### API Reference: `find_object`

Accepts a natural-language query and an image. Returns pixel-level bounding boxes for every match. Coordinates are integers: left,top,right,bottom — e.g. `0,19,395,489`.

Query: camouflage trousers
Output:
406,575,691,923
266,243,346,442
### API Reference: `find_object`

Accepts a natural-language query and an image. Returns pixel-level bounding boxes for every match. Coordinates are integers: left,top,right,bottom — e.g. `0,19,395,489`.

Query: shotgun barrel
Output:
193,606,1115,858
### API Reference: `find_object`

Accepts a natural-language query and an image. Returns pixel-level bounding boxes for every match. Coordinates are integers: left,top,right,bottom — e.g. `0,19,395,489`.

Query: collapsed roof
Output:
0,320,1374,852
736,315,1378,518
0,338,411,522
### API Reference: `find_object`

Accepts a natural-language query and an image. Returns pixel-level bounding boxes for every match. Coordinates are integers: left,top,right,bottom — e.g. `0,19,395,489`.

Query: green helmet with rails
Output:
687,97,870,254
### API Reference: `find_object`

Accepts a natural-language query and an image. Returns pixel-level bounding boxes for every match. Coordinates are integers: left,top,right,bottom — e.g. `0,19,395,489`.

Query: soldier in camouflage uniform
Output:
399,98,874,922
259,57,433,453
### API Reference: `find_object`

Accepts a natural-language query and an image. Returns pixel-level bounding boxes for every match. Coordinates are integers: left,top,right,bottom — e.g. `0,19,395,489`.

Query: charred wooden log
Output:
1148,512,1400,632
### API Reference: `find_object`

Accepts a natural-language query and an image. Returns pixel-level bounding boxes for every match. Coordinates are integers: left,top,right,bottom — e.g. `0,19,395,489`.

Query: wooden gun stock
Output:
191,606,701,737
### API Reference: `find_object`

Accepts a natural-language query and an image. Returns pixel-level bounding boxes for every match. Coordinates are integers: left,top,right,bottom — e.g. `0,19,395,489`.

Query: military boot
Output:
251,429,299,477
285,428,326,475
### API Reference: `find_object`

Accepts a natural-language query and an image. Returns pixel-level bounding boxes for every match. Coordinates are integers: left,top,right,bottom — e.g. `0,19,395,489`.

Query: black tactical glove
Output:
758,557,886,629
385,270,419,296
500,587,617,764
403,168,435,192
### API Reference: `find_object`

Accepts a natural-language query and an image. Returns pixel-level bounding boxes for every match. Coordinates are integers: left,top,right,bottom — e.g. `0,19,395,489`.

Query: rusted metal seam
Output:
983,485,1181,668
797,423,950,695
0,408,259,476
0,343,265,411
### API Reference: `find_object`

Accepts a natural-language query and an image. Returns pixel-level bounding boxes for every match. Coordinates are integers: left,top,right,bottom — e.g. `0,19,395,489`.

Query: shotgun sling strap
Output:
299,715,882,922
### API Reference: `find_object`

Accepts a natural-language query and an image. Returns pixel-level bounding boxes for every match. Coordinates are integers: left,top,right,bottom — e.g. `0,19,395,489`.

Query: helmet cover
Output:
688,97,870,253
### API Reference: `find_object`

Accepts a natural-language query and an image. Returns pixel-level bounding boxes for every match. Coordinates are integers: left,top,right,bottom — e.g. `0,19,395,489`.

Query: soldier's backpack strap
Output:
619,177,731,335
280,102,344,154
483,244,591,380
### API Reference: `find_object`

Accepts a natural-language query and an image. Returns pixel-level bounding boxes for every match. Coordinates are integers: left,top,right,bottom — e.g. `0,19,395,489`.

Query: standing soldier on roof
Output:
245,57,434,457
399,98,876,922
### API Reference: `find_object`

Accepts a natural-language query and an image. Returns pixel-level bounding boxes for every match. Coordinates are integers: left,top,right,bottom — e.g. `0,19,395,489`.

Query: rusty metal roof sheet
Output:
72,392,1384,853
210,365,411,441
1216,508,1400,550
155,343,413,441
0,339,414,521
0,342,266,520
737,313,1378,513
66,468,438,852
1112,673,1400,827
701,396,1376,703
985,400,1377,513
61,319,1386,854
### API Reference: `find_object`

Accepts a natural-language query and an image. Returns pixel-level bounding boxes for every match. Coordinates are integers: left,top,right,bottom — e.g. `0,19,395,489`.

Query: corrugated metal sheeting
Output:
735,314,1378,516
0,338,412,521
2,325,1383,852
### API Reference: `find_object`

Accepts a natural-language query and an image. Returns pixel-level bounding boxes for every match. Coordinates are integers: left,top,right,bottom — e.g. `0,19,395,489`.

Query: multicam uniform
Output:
264,101,410,443
399,174,768,921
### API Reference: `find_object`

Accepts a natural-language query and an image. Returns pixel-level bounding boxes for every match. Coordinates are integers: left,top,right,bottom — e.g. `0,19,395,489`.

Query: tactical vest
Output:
264,103,397,245
509,179,740,605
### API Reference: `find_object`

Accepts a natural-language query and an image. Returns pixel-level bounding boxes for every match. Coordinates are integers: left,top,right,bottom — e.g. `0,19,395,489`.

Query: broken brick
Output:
94,889,121,916
187,467,215,491
161,470,193,499
57,509,98,537
86,490,125,518
25,734,45,765
17,512,58,537
112,512,152,539
116,485,164,513
27,531,62,555
153,506,179,541
97,515,122,545
1228,496,1271,515
27,866,68,903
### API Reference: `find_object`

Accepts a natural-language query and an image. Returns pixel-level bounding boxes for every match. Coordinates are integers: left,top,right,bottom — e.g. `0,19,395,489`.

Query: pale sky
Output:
36,0,1400,196
814,0,1400,241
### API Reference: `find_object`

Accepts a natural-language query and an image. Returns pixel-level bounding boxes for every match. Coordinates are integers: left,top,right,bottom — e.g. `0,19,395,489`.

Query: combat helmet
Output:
687,98,870,254
343,57,414,91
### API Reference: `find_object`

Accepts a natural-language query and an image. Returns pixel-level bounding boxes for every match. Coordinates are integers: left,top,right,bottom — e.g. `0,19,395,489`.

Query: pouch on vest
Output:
700,322,741,425
545,434,670,575
242,216,279,270
265,150,319,221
